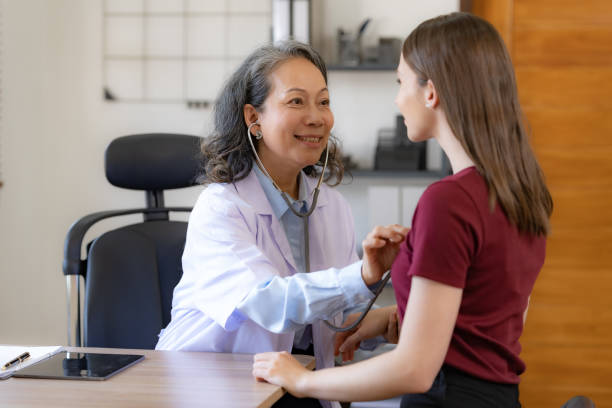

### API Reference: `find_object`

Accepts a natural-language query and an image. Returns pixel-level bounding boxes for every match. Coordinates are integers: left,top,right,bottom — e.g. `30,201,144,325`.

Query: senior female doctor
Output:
156,41,407,408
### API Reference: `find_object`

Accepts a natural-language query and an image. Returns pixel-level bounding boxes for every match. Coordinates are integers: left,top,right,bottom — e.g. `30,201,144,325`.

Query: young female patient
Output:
253,13,552,408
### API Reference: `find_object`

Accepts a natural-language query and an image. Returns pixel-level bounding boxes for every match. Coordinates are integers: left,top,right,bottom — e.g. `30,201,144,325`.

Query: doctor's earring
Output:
247,122,263,140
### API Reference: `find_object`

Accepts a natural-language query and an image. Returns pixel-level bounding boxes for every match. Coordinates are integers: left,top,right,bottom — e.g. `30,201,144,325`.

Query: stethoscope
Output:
247,122,391,332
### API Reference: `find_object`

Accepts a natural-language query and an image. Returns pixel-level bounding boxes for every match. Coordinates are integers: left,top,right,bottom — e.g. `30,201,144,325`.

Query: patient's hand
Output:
253,351,310,398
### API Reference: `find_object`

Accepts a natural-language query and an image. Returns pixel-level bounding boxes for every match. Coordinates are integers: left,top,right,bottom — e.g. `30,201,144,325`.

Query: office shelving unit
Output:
102,0,272,106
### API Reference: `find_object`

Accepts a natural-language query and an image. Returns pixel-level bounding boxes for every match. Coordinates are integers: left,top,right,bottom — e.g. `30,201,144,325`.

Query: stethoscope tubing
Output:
323,271,391,332
246,122,386,332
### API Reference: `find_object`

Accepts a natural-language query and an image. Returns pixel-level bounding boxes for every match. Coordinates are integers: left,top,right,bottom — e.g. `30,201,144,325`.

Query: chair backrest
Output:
84,221,187,349
63,133,203,349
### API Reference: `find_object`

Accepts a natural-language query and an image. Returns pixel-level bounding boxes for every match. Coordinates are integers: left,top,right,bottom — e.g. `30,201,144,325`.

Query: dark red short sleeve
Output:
407,181,482,288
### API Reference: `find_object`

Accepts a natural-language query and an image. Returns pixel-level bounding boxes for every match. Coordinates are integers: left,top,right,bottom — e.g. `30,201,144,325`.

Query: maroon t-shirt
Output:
391,166,546,384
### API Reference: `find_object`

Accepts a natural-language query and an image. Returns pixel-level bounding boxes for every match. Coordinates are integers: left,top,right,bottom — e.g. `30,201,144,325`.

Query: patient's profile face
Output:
395,55,434,143
255,57,333,175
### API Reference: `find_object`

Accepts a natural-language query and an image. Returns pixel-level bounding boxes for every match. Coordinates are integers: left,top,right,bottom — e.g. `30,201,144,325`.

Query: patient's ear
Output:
243,104,259,127
425,79,439,109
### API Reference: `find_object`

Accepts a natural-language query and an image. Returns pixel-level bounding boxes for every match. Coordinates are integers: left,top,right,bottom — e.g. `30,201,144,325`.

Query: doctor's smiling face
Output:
245,57,333,178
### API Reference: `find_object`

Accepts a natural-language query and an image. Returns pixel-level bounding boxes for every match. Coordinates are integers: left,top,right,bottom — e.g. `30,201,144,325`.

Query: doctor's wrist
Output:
360,264,380,287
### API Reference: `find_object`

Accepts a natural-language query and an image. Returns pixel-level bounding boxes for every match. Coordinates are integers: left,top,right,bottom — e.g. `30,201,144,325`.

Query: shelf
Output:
328,64,396,71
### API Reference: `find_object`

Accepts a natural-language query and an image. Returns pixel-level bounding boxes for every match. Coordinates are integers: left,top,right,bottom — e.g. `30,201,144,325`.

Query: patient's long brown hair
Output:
403,12,553,236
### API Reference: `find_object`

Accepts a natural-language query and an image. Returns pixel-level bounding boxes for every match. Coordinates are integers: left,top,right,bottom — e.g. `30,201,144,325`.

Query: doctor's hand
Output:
253,351,311,398
361,224,409,286
334,305,400,362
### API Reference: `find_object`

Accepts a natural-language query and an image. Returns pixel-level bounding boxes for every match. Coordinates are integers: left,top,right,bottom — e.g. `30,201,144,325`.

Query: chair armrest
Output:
62,207,192,277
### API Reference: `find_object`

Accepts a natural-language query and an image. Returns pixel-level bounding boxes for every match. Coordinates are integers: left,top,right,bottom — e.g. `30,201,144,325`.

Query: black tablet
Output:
12,351,144,381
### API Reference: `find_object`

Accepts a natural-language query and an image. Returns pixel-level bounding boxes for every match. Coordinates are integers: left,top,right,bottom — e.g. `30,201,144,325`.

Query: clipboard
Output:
0,345,62,380
11,351,144,381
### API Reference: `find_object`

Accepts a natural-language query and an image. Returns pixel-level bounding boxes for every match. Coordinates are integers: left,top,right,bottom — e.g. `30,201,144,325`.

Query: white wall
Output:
0,0,457,345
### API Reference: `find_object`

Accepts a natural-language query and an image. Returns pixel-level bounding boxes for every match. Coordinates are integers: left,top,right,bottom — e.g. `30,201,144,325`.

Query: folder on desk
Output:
0,345,62,379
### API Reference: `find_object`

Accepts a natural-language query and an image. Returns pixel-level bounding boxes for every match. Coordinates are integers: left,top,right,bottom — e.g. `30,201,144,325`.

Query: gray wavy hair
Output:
200,41,344,185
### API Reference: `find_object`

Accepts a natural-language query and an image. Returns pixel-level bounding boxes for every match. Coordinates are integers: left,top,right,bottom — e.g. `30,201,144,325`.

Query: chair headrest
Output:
105,134,204,190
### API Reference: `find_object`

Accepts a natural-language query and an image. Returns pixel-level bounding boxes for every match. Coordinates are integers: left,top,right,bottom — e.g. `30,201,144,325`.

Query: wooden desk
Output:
0,347,315,408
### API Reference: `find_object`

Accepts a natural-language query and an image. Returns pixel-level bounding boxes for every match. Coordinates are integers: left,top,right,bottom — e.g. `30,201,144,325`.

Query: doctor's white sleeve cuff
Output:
233,260,373,333
340,260,374,302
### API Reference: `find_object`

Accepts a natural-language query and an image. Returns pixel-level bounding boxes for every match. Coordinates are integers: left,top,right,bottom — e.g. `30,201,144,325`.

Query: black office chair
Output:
62,133,203,349
561,396,596,408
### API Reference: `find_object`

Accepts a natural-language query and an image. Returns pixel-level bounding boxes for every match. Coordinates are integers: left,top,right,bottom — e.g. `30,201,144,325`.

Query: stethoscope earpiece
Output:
248,122,263,140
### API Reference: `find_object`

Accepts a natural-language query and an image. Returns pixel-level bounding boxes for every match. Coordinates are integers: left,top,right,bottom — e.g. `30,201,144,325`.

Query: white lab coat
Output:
157,168,363,408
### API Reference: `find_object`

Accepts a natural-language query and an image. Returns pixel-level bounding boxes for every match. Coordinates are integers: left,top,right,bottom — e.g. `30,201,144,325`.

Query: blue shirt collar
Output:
253,164,309,220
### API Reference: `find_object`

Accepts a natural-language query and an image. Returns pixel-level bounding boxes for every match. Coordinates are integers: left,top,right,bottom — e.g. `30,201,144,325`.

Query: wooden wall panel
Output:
471,1,612,407
524,271,612,346
516,67,612,109
520,345,612,406
547,189,612,229
544,228,612,269
514,26,612,66
533,148,612,189
521,345,612,388
525,109,612,150
514,0,612,26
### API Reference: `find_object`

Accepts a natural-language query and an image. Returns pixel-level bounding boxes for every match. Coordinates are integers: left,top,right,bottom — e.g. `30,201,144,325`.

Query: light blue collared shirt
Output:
253,165,310,274
252,165,313,348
